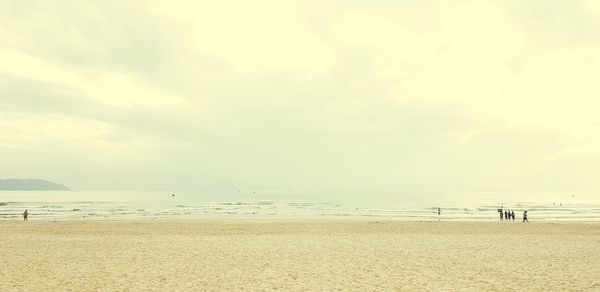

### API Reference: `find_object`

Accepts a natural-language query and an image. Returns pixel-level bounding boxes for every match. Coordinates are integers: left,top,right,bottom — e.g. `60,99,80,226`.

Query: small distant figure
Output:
511,210,515,221
437,208,441,216
504,210,509,221
498,208,504,221
23,209,28,221
522,211,529,223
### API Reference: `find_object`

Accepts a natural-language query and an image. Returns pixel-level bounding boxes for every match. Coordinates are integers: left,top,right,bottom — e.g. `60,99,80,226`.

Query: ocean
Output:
1,190,599,221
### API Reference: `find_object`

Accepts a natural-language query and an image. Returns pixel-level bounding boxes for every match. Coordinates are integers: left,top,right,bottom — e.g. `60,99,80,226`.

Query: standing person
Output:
499,208,504,221
504,210,508,221
511,210,515,221
23,209,28,221
522,211,529,223
437,208,441,216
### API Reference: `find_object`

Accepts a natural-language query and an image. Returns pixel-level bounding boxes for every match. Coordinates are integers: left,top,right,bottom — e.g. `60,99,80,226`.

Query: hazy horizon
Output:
2,1,600,194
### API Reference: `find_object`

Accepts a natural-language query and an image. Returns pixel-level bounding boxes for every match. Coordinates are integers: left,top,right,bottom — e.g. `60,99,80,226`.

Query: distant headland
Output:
0,179,71,191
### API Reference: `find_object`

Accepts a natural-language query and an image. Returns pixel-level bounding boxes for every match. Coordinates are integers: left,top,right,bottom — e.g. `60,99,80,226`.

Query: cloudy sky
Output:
1,0,599,192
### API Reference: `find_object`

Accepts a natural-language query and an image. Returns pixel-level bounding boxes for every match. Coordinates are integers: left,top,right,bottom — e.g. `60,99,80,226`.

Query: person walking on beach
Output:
23,209,28,221
511,210,515,221
522,211,529,223
504,210,508,221
499,208,504,221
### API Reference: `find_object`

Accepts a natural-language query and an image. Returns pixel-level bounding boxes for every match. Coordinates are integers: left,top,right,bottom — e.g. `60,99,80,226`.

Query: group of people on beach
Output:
498,208,528,222
500,209,516,221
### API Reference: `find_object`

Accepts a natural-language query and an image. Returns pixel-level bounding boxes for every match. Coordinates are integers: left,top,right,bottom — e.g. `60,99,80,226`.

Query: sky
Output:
1,0,599,193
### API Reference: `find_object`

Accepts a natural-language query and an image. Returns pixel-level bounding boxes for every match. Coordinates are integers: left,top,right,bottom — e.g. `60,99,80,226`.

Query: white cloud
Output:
1,0,599,192
0,48,186,108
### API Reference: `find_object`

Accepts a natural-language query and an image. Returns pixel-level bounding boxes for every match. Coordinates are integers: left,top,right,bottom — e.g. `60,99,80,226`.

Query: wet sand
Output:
1,220,599,291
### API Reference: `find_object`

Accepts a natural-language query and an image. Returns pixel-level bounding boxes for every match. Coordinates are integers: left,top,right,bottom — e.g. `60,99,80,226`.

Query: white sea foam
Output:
1,191,598,221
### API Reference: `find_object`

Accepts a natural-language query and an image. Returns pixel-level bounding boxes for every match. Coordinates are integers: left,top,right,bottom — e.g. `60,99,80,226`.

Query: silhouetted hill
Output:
0,179,71,191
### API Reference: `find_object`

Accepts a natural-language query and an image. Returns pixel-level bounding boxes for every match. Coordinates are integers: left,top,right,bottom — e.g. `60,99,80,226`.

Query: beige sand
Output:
1,220,599,291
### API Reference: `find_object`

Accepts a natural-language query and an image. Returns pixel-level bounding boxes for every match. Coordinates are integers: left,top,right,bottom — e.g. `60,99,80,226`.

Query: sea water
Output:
1,190,598,221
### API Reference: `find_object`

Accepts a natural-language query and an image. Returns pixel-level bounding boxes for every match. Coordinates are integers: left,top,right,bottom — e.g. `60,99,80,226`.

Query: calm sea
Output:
1,190,598,221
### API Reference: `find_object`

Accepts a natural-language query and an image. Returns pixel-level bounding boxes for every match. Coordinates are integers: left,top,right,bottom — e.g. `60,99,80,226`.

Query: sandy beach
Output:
1,220,599,291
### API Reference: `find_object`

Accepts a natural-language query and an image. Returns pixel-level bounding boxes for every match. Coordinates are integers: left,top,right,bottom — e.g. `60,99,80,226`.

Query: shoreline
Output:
3,216,600,223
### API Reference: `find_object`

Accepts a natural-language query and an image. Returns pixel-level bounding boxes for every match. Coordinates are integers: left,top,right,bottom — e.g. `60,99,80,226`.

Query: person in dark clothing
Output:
499,209,503,221
23,209,28,221
511,210,515,221
522,211,529,223
504,211,508,220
